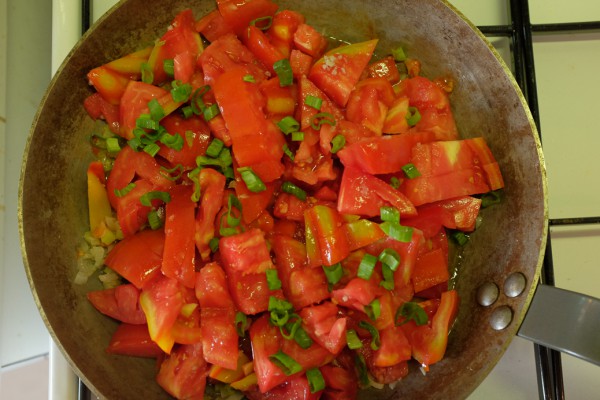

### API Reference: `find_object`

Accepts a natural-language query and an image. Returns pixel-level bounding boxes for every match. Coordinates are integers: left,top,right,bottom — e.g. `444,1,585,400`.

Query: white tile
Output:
0,355,49,400
530,0,600,24
533,33,600,219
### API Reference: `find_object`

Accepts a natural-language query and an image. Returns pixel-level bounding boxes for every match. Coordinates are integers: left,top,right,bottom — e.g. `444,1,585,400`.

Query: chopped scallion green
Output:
249,15,273,30
273,59,293,87
330,134,346,153
281,181,307,201
380,206,400,224
401,163,421,179
159,133,184,151
266,269,282,290
209,237,219,253
147,209,163,230
310,112,336,130
163,59,174,76
235,311,250,337
203,103,220,121
406,106,421,126
282,143,295,161
364,298,381,321
378,248,401,272
238,166,266,193
380,221,413,242
140,62,153,84
114,183,136,197
357,253,378,280
305,95,323,110
170,80,192,103
277,116,300,135
358,320,381,351
139,191,171,207
159,164,184,181
306,368,326,394
106,137,121,153
346,329,363,350
269,351,302,376
143,142,161,157
392,46,407,62
322,263,343,286
205,138,225,158
395,302,428,326
291,131,305,141
390,176,401,189
243,74,256,83
452,231,469,246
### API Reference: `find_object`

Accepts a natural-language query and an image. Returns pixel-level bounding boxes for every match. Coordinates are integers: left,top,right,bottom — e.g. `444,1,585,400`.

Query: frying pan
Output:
19,0,595,398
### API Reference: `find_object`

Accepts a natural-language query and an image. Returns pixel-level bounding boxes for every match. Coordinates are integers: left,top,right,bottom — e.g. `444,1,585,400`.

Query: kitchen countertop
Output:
1,0,599,398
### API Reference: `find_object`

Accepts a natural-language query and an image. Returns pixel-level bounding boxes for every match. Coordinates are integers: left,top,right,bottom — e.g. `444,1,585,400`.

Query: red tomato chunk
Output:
81,1,505,399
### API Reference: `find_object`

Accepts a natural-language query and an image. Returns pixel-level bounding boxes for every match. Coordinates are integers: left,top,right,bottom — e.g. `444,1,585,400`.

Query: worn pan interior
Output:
19,0,547,399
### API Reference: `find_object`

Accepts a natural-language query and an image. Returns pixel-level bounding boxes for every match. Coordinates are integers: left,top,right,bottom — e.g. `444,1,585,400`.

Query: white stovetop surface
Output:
1,0,599,399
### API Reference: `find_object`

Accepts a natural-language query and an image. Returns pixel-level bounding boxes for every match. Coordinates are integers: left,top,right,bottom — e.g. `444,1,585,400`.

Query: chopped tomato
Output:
118,81,168,139
235,179,276,224
217,0,279,37
300,302,347,355
139,275,185,353
249,315,286,393
403,196,482,237
365,56,401,84
195,9,234,42
162,185,196,288
106,323,163,358
156,342,208,400
267,10,306,57
158,114,211,169
290,49,313,79
412,248,449,293
87,284,146,325
220,228,274,275
304,205,350,266
83,93,120,134
293,23,328,59
194,168,226,261
309,39,378,107
104,229,165,289
244,25,286,75
87,66,131,105
372,325,411,367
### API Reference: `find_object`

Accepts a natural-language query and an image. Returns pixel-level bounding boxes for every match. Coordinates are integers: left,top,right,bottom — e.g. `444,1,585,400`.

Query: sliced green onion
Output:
291,131,304,142
273,59,293,87
203,103,220,121
268,296,294,313
184,130,195,147
170,81,193,103
481,190,502,208
182,106,193,119
140,62,153,84
136,115,160,131
163,59,174,76
238,166,266,193
380,263,395,291
310,112,337,130
249,15,273,30
406,106,421,126
205,138,225,158
209,237,219,253
346,329,363,350
378,248,401,272
282,143,295,161
395,302,429,326
269,351,302,376
139,191,171,207
266,269,282,290
330,134,346,154
358,320,381,351
380,221,414,242
281,316,301,340
114,183,136,197
401,163,421,179
390,176,401,189
243,74,256,83
191,86,210,115
281,181,307,201
271,309,290,327
143,142,161,157
357,253,378,280
380,206,400,224
106,137,121,153
128,137,142,151
160,133,184,151
226,194,243,228
392,46,407,62
364,298,381,321
306,368,326,394
322,263,343,286
235,311,250,337
292,326,313,349
159,164,184,181
277,116,300,135
188,168,202,202
304,95,323,110
148,98,165,121
355,354,370,387
452,231,469,246
218,147,233,167
147,209,163,230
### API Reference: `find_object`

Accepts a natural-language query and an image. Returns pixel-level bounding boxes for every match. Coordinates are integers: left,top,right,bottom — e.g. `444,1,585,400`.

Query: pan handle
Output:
518,284,600,366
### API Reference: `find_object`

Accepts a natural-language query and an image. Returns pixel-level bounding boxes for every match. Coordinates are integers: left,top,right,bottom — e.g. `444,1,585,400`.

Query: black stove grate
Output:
77,1,600,399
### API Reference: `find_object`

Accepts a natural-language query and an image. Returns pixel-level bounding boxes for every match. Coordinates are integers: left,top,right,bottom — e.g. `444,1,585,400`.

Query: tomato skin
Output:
196,263,239,370
304,205,350,267
372,325,411,367
267,10,306,57
158,114,211,169
290,49,313,79
87,66,131,105
412,247,449,293
403,196,482,237
106,323,163,358
273,192,309,222
220,228,274,275
300,302,348,355
139,275,185,354
337,167,417,218
293,23,328,59
404,290,459,368
162,185,197,288
194,168,226,261
382,96,410,134
104,229,165,289
199,33,270,86
195,9,234,42
236,179,276,224
309,39,378,107
83,93,120,134
118,80,168,140
365,56,401,84
320,364,358,400
156,342,208,400
87,284,146,325
250,315,286,393
217,0,279,37
346,83,389,135
331,277,381,314
244,25,285,75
